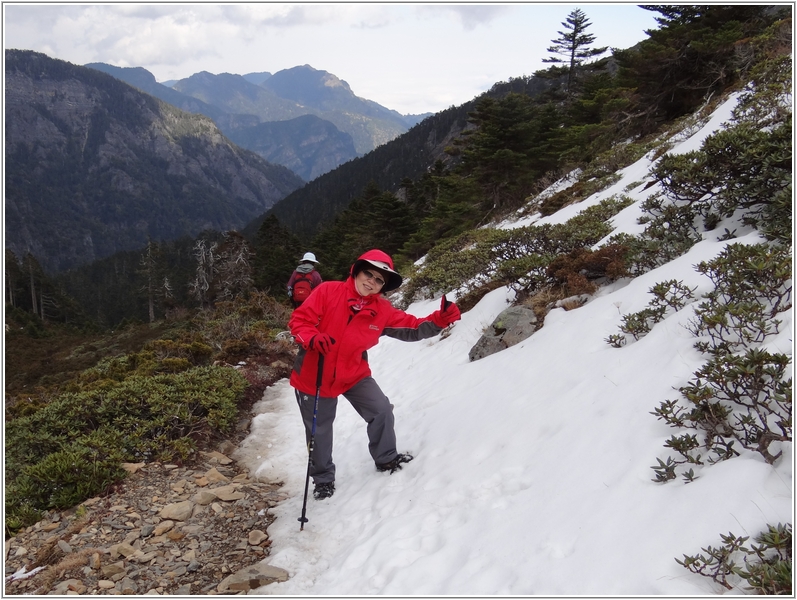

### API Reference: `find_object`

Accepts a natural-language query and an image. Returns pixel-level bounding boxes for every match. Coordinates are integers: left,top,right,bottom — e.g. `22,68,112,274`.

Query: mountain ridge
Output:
6,49,304,274
86,62,429,180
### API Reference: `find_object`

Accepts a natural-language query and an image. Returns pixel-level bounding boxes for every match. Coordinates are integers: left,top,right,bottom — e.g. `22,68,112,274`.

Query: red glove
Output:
309,333,336,354
433,295,461,327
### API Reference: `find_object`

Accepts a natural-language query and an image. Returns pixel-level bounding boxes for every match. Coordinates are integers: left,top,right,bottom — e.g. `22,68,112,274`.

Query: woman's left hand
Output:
435,295,461,326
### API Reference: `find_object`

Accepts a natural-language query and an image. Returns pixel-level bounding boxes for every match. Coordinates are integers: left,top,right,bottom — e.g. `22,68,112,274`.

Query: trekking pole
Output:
298,354,324,531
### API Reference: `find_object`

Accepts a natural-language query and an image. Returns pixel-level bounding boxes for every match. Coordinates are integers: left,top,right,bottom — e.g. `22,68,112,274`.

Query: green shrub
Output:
5,365,247,533
607,280,696,347
689,244,791,354
677,523,792,594
649,243,792,482
399,196,633,307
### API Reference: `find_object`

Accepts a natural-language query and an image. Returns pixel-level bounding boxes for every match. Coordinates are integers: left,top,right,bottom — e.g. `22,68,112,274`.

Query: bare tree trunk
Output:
28,260,38,317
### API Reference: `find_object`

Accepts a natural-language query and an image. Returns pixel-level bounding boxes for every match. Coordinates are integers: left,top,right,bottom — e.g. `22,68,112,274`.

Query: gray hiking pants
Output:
295,376,398,484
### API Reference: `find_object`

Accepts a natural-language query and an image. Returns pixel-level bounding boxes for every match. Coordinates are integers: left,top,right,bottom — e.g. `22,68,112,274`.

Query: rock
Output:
193,490,218,505
467,335,506,362
211,484,245,502
205,467,229,483
217,563,289,592
2,438,288,597
469,305,538,361
217,440,237,456
110,542,136,558
119,577,138,594
202,451,233,465
248,530,268,545
153,520,175,536
101,562,126,577
158,501,194,521
122,462,146,474
53,578,85,594
555,293,590,310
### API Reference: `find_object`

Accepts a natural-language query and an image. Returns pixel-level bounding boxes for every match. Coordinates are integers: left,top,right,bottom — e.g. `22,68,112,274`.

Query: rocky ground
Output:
4,344,299,596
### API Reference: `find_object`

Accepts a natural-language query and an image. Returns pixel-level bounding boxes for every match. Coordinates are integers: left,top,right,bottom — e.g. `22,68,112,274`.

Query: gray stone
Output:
217,563,289,592
158,501,194,521
119,577,138,594
248,530,268,545
193,490,217,505
212,484,245,502
469,305,538,361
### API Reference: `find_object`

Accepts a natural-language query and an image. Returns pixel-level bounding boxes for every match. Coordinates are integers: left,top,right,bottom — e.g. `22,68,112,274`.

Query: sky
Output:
222,93,793,595
2,3,660,115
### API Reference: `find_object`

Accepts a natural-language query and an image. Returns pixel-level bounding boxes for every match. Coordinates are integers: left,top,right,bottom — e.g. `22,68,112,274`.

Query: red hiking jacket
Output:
288,276,447,397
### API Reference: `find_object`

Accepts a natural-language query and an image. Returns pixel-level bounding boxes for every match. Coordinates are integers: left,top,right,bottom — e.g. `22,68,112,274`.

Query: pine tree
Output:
253,214,303,299
615,5,782,134
542,8,608,93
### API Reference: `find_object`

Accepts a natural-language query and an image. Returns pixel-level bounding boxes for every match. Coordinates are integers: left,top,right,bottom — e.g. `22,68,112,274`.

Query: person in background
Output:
288,248,461,500
287,252,323,308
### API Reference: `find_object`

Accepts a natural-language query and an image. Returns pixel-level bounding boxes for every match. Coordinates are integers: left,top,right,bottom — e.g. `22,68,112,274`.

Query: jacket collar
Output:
345,276,378,311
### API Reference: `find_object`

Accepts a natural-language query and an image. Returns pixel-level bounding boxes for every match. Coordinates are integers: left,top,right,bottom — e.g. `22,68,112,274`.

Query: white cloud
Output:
416,4,512,30
3,3,659,114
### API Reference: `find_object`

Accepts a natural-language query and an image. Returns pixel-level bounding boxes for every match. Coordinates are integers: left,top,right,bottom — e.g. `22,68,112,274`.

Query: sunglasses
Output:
361,269,386,287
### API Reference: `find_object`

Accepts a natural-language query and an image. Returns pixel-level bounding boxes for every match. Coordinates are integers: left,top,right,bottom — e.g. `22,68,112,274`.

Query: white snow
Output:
232,92,792,595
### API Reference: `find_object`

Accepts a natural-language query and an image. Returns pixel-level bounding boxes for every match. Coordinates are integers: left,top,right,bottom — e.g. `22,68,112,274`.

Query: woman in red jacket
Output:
288,249,461,500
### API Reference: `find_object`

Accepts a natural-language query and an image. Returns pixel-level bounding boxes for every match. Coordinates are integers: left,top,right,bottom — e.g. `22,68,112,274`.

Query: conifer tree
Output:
615,4,782,134
253,214,303,299
542,8,608,93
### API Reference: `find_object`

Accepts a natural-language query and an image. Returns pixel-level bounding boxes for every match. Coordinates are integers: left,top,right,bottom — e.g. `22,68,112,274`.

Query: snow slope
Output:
231,93,793,595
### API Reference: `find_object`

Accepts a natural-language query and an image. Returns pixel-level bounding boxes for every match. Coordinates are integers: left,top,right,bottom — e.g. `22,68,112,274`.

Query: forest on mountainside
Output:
5,5,790,330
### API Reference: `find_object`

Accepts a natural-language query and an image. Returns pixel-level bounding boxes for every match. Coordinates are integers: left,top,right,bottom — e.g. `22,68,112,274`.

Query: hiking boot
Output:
376,453,414,474
313,482,335,500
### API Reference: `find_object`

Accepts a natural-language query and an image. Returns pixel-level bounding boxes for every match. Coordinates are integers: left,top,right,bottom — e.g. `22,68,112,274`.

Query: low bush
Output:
649,243,792,483
399,196,633,307
5,364,247,534
677,523,792,594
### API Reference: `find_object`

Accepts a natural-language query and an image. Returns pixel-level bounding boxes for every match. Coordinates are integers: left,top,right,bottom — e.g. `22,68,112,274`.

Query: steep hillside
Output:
251,74,558,240
224,114,358,182
85,63,358,181
5,50,304,274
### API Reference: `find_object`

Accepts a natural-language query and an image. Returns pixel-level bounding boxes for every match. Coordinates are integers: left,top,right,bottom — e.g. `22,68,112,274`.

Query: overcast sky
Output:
3,3,659,115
